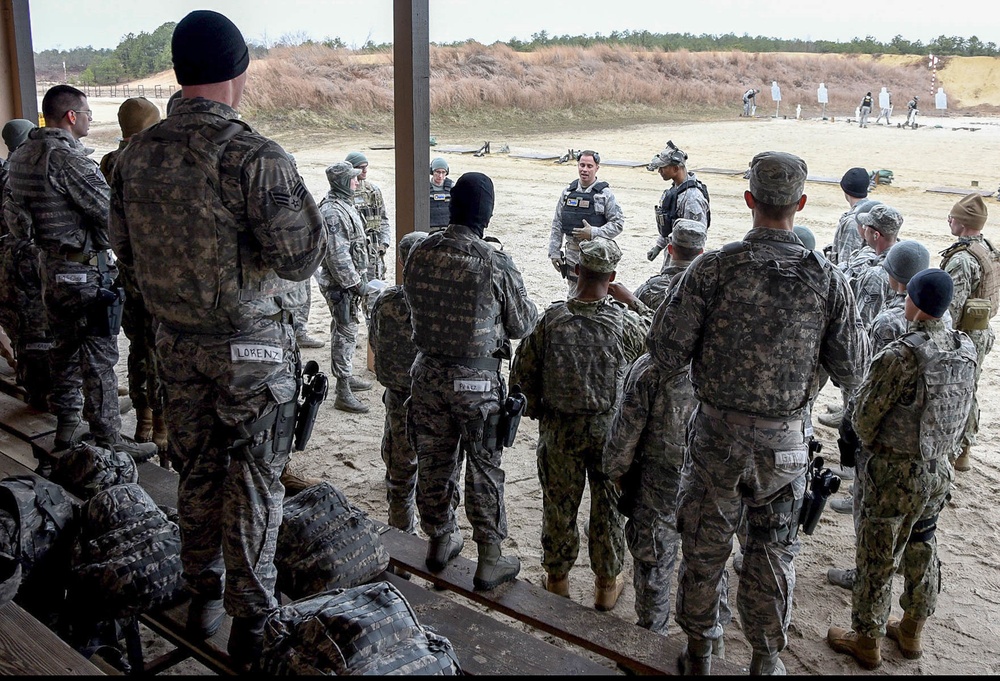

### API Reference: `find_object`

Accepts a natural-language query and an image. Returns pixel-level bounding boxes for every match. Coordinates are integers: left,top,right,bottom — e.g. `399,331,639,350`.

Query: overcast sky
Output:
28,0,1000,52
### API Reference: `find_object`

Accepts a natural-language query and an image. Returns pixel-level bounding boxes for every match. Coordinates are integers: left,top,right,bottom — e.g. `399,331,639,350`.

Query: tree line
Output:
34,24,998,86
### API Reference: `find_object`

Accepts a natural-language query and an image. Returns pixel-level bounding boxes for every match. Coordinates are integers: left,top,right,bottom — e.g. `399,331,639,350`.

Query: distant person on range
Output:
859,91,873,128
549,150,624,294
828,269,976,671
5,84,158,462
405,172,538,591
98,97,167,454
905,96,919,127
875,90,892,126
645,141,710,273
108,10,328,669
939,193,997,472
428,156,453,234
742,88,759,117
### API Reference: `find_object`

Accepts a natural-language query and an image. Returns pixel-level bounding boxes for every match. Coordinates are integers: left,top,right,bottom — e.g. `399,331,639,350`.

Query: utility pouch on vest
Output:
960,298,991,331
654,204,669,237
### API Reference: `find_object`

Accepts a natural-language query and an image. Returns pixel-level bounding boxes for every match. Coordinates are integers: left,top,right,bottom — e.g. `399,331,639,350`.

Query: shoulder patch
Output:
268,179,309,212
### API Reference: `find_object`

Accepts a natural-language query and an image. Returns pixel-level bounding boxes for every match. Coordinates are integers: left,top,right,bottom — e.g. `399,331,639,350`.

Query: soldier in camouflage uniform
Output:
603,226,717,633
828,269,976,670
98,98,166,452
345,151,391,318
648,151,869,675
644,141,710,273
108,10,327,669
317,161,374,413
826,168,871,266
850,205,903,330
405,172,538,591
5,85,157,462
0,118,51,411
548,151,625,294
939,193,996,472
512,238,651,611
634,219,707,310
369,231,427,534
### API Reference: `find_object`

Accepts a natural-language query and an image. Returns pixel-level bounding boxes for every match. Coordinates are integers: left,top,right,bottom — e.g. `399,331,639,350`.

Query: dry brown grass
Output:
215,44,1000,132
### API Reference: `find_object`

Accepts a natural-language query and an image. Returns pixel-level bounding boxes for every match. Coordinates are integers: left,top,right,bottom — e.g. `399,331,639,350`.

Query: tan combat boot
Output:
953,445,972,472
280,467,324,495
886,614,926,659
545,572,570,598
594,573,624,611
334,377,369,413
827,626,882,669
133,407,154,442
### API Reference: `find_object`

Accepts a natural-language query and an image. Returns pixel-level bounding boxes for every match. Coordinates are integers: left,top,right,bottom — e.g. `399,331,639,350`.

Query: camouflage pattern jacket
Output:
317,193,369,293
829,206,864,266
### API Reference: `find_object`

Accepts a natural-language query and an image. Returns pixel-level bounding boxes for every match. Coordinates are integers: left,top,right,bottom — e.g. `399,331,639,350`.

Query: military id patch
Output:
565,197,590,208
231,343,284,364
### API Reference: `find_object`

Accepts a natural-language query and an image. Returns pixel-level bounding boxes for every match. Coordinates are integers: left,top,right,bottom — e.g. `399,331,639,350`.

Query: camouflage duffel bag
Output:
50,441,138,500
276,482,390,600
70,483,184,619
259,580,462,675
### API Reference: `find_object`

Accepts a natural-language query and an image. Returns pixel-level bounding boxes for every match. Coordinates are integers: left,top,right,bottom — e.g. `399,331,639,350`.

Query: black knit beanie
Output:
450,172,495,237
840,167,870,199
907,268,953,319
172,10,250,86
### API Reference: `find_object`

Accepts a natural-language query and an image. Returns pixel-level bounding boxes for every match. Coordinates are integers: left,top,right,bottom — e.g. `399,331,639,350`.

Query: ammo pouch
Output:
959,298,992,331
232,400,297,466
654,204,669,237
460,414,502,457
86,287,125,336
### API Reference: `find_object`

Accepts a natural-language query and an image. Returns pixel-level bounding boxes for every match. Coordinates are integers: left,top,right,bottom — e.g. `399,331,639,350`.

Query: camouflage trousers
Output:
407,356,508,544
41,257,121,438
675,406,806,655
286,280,312,337
537,414,625,580
120,263,161,413
156,320,298,618
852,454,952,638
627,506,680,634
322,294,359,380
961,327,994,451
382,387,418,533
0,237,50,408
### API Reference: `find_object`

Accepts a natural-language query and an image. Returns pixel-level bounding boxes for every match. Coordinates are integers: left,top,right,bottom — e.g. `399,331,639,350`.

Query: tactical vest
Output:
429,177,453,230
861,95,873,108
117,119,296,334
405,232,503,359
872,331,977,461
694,240,832,416
371,287,418,393
560,180,609,235
320,196,370,283
352,180,384,235
655,178,711,237
940,238,1000,327
6,134,98,255
541,300,627,415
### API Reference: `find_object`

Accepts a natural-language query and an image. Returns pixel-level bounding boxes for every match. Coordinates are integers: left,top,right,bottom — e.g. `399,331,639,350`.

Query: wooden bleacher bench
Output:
0,601,105,676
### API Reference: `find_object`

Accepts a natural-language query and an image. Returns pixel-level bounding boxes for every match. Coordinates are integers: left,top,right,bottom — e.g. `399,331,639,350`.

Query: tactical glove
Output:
647,245,664,261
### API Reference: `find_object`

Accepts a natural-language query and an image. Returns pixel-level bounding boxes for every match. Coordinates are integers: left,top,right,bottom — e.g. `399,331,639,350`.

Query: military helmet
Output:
647,140,688,171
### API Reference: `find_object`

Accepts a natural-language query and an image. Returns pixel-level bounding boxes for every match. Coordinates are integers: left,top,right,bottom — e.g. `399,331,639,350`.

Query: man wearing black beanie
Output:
108,9,327,671
404,172,538,590
824,167,870,266
829,267,977,669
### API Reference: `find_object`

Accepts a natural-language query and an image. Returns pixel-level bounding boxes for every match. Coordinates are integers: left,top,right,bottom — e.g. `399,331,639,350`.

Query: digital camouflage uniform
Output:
851,249,893,331
5,127,122,438
869,292,907,355
510,294,650,581
940,235,997,452
651,172,709,273
353,178,391,319
405,224,538,545
109,97,327,618
648,225,869,660
850,320,976,638
548,180,625,283
369,283,420,533
99,144,161,418
830,205,865,267
316,189,369,381
634,259,693,311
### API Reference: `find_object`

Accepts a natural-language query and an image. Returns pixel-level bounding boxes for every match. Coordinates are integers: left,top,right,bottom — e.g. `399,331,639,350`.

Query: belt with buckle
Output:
427,354,501,372
699,402,803,431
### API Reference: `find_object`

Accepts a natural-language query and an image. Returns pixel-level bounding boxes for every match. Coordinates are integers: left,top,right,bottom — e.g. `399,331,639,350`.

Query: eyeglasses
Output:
68,109,93,120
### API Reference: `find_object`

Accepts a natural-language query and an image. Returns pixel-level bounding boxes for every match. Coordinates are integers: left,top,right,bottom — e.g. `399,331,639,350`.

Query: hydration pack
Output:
260,580,462,675
276,482,390,600
70,483,184,619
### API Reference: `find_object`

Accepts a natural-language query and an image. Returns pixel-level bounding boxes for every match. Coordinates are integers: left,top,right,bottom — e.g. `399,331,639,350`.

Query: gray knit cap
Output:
883,240,930,285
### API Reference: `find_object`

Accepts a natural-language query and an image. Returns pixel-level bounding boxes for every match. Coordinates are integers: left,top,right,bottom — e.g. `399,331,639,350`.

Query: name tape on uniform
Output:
454,379,491,393
55,273,88,284
774,449,808,467
231,343,284,364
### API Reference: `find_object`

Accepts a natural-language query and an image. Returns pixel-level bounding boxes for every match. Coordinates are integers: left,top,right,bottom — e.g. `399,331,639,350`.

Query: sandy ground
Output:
90,99,1000,674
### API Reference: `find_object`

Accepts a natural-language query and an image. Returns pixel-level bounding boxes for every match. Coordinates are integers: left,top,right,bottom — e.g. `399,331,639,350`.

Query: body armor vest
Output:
371,287,418,393
655,178,710,237
320,196,369,284
940,238,1000,322
873,331,977,461
352,180,384,235
429,178,453,230
541,301,626,415
117,119,295,334
6,134,97,255
560,180,609,235
405,232,502,358
693,241,832,416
